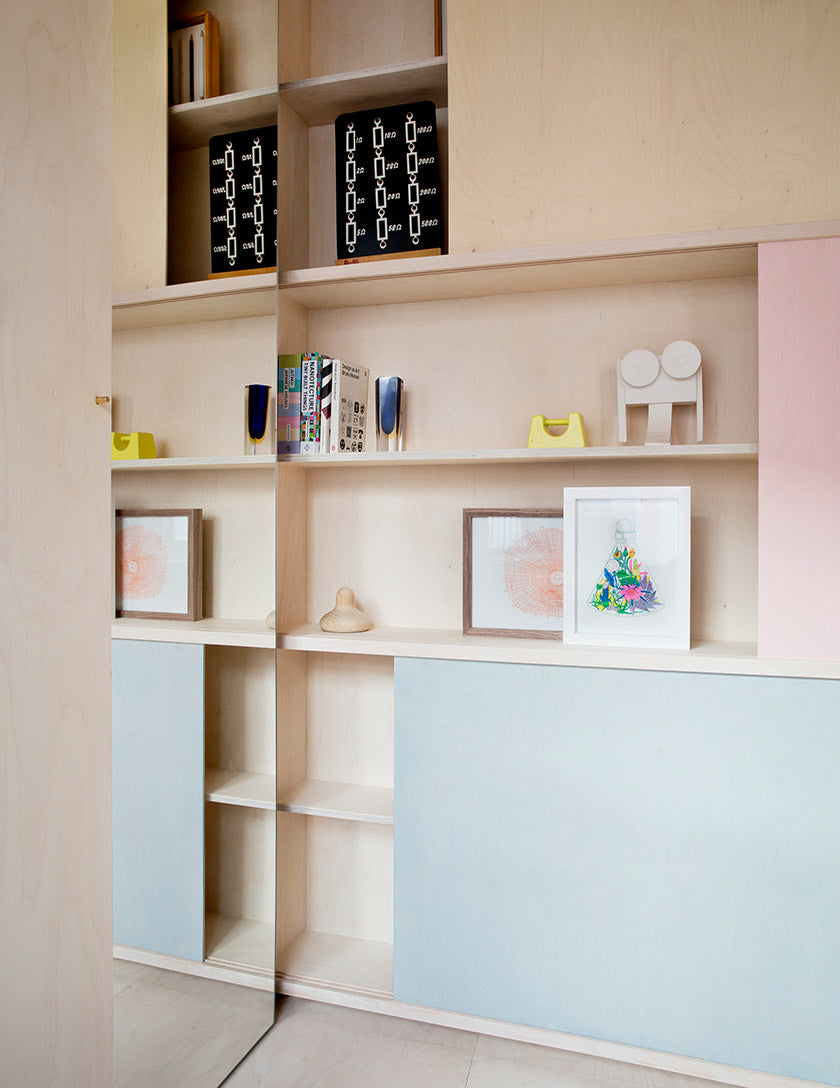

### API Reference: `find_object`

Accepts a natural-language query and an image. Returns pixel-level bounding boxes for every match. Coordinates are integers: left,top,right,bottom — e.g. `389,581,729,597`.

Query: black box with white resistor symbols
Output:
334,101,444,264
209,126,277,277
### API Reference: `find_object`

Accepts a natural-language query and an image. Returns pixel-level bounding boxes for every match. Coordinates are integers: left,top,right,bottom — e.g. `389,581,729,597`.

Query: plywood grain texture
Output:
309,0,436,78
0,2,113,1084
114,0,167,290
112,469,276,621
447,0,840,252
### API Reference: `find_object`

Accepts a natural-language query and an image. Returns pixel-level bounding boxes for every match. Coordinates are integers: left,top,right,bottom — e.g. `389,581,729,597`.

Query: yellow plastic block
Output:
111,432,157,459
527,413,586,449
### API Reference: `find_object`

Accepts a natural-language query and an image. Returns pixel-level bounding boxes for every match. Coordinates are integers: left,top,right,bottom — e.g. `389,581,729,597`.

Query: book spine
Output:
319,357,333,453
300,352,323,454
330,360,370,453
328,359,342,453
277,353,302,454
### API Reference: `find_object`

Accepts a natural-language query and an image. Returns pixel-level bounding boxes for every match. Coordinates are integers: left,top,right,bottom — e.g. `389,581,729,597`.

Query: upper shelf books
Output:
168,12,220,105
278,353,370,456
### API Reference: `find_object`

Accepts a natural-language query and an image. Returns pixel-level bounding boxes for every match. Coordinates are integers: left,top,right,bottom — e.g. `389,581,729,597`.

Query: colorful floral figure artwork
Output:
116,524,168,602
589,518,663,615
503,526,564,618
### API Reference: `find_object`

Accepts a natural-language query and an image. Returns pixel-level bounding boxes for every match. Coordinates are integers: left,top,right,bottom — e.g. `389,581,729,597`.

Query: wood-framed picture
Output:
115,509,203,621
562,486,690,649
463,508,564,638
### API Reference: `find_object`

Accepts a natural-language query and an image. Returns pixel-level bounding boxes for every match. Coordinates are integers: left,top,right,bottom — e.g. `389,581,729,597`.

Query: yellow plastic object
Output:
527,413,586,449
111,432,157,459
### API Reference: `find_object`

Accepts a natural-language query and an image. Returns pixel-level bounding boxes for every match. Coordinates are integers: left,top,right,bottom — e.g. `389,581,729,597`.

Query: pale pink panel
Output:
758,238,840,660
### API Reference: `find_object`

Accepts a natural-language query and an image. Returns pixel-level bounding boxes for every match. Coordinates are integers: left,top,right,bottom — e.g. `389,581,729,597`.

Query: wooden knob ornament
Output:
319,587,373,633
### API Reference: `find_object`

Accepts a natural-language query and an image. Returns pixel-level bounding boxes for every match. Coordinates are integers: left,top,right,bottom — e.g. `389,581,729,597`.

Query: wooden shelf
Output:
277,930,393,999
112,222,840,327
280,56,447,127
112,454,275,471
278,780,394,825
169,86,278,151
278,443,757,468
206,768,276,810
278,625,840,680
112,273,276,330
111,447,757,472
112,617,275,649
279,220,840,311
204,912,274,977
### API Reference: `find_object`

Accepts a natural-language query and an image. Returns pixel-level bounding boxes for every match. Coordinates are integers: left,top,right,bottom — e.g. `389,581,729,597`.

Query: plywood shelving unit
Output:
114,6,840,1075
111,0,281,986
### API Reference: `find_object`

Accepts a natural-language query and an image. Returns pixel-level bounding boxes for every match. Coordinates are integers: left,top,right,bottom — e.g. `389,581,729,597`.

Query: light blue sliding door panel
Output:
113,640,205,961
394,659,840,1085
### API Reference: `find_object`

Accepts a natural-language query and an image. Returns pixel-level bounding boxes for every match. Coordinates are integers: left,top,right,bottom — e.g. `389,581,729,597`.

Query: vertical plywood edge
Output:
113,0,167,291
757,237,840,661
276,652,308,793
275,469,309,627
276,813,308,964
277,100,312,272
278,0,312,84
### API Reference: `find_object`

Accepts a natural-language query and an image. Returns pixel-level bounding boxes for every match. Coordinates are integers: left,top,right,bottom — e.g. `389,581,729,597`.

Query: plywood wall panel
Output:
306,459,756,645
309,0,436,78
0,2,113,1084
448,0,840,252
205,647,276,775
112,314,277,456
308,277,758,451
306,654,394,788
114,0,167,290
113,470,276,620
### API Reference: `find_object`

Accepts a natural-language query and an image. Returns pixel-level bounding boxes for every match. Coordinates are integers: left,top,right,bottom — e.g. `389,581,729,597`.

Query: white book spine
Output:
329,359,369,454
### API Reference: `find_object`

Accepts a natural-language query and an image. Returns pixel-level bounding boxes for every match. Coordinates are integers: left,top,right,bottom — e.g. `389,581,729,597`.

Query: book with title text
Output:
300,351,324,454
277,354,302,454
329,359,370,454
278,353,369,455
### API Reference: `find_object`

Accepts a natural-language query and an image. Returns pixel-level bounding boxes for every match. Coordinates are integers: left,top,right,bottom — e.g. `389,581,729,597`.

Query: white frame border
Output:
563,486,690,650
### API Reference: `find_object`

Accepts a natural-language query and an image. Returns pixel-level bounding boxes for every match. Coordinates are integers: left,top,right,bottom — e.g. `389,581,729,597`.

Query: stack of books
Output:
277,353,370,455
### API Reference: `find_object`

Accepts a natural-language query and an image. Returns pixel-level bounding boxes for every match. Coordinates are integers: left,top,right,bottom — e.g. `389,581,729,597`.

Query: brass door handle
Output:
95,395,110,405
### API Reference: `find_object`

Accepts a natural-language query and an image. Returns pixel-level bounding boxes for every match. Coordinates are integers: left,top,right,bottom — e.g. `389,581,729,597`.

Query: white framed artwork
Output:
563,487,690,650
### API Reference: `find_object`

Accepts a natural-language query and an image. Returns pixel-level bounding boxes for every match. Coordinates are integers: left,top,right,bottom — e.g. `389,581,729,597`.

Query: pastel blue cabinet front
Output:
112,640,205,961
394,659,840,1086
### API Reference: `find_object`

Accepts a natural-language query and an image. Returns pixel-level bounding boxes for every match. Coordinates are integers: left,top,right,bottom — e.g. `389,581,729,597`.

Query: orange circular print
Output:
116,525,168,601
503,526,564,617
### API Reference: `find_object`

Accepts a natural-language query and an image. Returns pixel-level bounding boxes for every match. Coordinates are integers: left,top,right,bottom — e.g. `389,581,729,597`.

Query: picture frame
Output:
463,508,564,638
562,487,690,650
115,509,203,621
